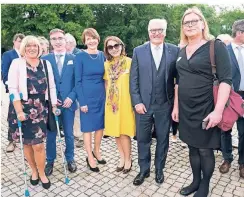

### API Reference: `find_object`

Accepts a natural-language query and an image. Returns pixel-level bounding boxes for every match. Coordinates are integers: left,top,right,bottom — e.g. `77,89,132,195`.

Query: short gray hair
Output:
65,33,77,46
232,19,244,38
148,19,167,35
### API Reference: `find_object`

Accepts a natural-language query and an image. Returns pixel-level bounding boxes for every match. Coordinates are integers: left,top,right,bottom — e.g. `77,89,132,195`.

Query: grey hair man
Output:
65,33,80,55
219,19,244,179
130,18,179,185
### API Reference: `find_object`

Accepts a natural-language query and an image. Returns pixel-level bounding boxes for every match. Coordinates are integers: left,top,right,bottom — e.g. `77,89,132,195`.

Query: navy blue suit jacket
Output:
1,49,19,87
227,44,241,92
130,42,179,110
41,53,77,111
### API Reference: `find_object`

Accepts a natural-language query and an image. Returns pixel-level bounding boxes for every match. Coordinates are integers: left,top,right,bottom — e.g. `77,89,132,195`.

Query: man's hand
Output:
80,105,88,113
135,103,147,114
62,97,73,108
172,107,179,122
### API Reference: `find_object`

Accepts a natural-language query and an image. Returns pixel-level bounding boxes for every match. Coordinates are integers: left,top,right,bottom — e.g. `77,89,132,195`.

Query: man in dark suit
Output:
1,33,25,152
130,19,179,185
42,28,77,176
219,19,244,179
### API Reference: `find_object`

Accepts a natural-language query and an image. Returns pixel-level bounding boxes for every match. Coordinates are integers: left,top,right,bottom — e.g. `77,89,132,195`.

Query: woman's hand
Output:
52,106,61,116
203,110,222,130
17,111,27,122
172,107,179,122
80,105,88,113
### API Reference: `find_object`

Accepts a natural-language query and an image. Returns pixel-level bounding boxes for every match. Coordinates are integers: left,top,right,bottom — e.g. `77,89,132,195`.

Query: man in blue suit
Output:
1,33,25,152
130,19,179,185
42,28,77,175
219,19,244,179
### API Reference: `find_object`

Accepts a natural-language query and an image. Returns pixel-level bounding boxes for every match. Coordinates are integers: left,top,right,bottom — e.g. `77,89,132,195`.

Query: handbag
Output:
43,60,58,131
210,39,244,131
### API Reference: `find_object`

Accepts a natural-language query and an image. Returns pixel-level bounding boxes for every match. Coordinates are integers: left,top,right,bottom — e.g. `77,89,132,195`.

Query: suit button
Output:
59,82,62,84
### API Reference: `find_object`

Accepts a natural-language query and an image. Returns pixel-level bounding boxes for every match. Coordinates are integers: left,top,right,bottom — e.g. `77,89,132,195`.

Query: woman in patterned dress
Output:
103,36,135,174
8,36,58,189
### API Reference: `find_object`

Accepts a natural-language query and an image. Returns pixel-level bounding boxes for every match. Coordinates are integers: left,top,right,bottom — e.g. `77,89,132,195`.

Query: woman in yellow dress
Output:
103,36,135,174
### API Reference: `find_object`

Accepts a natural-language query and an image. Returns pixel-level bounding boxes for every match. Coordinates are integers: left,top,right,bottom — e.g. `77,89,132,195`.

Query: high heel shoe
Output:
116,165,124,172
86,157,100,172
92,151,106,164
40,177,51,189
123,161,132,174
30,175,39,186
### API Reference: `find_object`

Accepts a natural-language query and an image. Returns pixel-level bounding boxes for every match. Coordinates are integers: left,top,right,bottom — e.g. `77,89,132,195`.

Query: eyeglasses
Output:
183,19,202,27
50,37,65,42
149,29,164,34
107,43,121,51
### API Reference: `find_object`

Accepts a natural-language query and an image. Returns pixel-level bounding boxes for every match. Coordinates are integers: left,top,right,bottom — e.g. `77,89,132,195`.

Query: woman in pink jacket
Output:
8,35,58,189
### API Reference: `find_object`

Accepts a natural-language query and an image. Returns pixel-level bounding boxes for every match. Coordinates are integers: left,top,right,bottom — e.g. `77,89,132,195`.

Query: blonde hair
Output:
180,6,211,45
148,19,167,35
19,35,42,58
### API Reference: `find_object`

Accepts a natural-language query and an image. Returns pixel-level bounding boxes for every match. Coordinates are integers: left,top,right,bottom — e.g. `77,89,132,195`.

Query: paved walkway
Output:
1,89,244,197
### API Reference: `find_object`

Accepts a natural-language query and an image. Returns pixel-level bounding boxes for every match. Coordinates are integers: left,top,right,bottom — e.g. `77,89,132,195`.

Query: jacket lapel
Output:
227,44,240,72
145,43,153,82
50,54,60,81
60,54,68,80
164,43,171,83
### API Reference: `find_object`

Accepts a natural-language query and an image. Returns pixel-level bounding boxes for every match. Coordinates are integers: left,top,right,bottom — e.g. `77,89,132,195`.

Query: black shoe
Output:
116,166,124,172
180,183,200,196
45,162,54,176
68,160,77,173
86,157,99,172
92,151,106,164
103,135,110,138
30,175,39,186
123,161,132,174
40,177,51,189
133,171,150,186
155,170,164,184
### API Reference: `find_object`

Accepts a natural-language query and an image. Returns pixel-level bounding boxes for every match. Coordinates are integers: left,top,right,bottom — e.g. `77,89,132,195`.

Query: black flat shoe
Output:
68,160,77,173
116,166,124,172
92,151,106,164
180,184,199,196
30,175,39,186
45,162,54,176
40,177,51,189
133,171,150,186
155,170,164,184
86,157,100,172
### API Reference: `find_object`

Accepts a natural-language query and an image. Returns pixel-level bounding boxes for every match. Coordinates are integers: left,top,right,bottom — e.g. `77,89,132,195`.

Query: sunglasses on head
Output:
107,43,121,51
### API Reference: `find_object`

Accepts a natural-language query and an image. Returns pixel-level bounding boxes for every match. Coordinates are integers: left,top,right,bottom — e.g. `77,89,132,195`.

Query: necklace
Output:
84,49,99,60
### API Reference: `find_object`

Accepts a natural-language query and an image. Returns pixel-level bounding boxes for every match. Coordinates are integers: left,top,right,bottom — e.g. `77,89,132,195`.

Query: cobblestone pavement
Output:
1,89,244,197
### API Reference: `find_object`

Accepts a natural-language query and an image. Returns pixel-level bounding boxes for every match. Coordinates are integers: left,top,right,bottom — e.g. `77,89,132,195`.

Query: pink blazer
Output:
8,58,57,105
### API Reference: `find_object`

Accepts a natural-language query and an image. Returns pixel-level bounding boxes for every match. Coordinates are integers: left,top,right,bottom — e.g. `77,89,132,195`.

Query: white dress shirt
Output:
231,43,244,90
54,52,66,66
150,42,164,70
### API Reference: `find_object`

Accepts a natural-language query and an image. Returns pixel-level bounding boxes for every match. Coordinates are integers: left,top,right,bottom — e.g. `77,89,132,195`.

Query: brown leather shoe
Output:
239,164,244,178
219,161,231,174
6,141,16,153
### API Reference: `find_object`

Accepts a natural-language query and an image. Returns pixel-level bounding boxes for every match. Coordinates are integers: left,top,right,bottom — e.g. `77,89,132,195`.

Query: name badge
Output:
67,60,73,65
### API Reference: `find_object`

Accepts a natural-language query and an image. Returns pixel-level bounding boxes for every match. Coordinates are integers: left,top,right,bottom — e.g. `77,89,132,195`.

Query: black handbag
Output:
43,60,57,131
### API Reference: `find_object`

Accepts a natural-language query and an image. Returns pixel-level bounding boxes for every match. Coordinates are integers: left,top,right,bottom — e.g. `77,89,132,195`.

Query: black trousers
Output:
135,101,172,172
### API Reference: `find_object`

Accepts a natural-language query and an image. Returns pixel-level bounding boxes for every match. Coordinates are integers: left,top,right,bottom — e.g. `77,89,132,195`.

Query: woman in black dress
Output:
8,36,58,189
172,7,232,197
